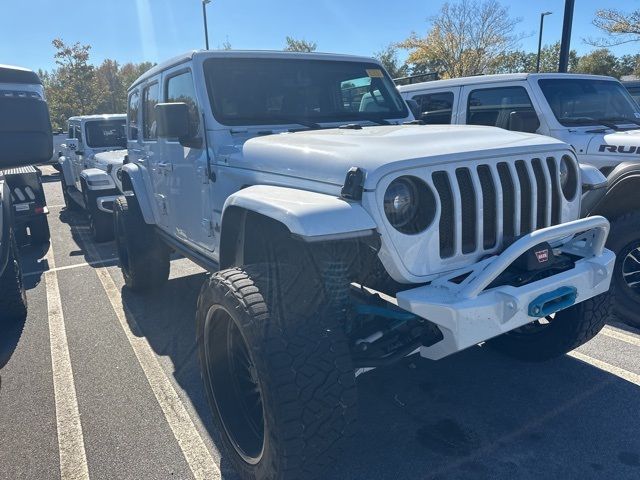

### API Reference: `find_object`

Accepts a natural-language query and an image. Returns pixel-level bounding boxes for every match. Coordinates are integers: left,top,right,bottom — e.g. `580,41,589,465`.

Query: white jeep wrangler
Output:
114,51,615,480
58,114,126,241
399,73,640,325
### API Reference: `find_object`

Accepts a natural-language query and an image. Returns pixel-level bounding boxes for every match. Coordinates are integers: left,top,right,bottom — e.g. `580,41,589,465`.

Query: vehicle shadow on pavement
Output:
56,205,640,479
116,272,640,480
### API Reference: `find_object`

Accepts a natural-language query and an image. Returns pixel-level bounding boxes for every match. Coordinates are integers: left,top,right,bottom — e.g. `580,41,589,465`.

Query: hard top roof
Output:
129,50,381,89
68,114,126,122
0,64,42,85
397,72,619,93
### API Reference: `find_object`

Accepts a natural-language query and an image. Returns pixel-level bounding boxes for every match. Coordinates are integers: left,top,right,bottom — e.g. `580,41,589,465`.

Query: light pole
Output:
536,11,552,72
202,0,211,50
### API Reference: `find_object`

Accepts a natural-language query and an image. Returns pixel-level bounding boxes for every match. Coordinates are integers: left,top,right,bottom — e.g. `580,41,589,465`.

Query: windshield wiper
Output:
559,117,623,131
270,116,323,131
360,117,390,126
597,116,640,128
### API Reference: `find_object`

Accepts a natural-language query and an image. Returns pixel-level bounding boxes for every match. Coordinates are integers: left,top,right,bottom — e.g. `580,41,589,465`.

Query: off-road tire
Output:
60,175,79,211
196,264,357,480
0,231,27,322
29,215,50,244
488,292,611,361
114,196,169,291
89,208,113,243
605,212,640,327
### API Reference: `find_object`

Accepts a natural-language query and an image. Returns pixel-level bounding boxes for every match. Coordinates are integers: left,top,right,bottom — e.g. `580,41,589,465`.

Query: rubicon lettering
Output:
598,145,640,154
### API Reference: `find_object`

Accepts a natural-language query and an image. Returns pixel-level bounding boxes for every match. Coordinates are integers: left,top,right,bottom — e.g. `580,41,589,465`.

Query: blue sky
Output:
1,0,638,72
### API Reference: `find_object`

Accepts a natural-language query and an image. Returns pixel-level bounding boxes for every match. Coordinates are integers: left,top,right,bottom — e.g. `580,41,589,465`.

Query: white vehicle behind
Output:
400,73,640,325
58,114,126,241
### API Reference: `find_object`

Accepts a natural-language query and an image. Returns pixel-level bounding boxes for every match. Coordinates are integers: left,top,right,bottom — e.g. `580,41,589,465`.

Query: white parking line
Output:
601,326,640,348
77,231,220,480
568,350,640,386
23,258,117,277
45,244,90,480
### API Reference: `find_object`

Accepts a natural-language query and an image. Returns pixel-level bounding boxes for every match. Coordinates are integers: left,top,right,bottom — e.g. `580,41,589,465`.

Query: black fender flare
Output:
584,162,640,219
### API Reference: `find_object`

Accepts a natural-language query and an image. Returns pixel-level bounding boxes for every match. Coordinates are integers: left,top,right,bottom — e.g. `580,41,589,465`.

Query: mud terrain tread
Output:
197,265,357,480
114,196,169,291
605,212,640,327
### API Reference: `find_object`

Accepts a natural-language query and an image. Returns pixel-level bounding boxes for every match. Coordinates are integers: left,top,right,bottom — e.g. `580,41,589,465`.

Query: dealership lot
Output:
1,166,639,480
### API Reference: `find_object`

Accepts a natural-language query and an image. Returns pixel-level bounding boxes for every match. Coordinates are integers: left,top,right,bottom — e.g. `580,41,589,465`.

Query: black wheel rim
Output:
204,306,265,464
621,244,640,300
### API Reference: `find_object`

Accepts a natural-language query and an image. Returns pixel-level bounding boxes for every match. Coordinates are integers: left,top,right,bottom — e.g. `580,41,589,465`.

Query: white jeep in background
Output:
113,51,615,480
58,114,126,241
399,73,640,326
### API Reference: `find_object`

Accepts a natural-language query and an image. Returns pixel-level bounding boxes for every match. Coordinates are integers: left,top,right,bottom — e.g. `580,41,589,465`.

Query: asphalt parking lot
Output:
1,166,639,480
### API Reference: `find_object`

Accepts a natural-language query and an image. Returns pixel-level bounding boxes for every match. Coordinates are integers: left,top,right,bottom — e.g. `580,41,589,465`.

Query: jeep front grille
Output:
432,157,563,259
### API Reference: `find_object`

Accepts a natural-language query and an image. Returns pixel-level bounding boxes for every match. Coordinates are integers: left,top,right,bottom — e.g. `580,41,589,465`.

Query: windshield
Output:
538,78,640,127
203,57,408,126
85,120,126,148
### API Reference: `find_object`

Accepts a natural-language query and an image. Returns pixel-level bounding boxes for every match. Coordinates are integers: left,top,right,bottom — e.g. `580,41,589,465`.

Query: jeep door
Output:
72,122,87,189
159,67,213,250
138,79,171,228
459,83,543,135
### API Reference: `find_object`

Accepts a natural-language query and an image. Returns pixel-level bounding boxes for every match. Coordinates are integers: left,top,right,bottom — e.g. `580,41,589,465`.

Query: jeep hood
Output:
586,129,640,157
241,125,569,189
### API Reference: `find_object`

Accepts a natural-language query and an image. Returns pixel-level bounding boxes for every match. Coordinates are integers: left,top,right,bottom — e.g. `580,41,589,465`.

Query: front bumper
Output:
396,216,614,360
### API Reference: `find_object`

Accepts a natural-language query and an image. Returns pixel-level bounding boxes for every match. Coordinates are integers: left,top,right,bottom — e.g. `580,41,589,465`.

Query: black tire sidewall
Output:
607,215,640,326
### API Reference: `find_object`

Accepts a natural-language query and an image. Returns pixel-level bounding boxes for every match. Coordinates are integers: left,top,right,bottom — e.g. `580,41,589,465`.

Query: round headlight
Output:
383,176,435,234
559,156,578,200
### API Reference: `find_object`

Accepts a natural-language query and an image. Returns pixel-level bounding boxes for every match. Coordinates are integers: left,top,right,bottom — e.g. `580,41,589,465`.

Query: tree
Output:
398,0,524,78
373,44,409,79
590,8,640,46
284,36,317,52
489,50,536,74
46,39,98,129
617,54,640,77
576,49,620,77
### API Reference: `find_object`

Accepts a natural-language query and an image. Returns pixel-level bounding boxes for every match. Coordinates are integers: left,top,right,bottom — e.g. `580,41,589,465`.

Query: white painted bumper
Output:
396,216,615,360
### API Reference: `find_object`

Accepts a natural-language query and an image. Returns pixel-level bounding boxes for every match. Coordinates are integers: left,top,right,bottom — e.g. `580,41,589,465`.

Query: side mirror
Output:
156,102,201,148
0,96,52,168
405,99,421,120
508,110,540,134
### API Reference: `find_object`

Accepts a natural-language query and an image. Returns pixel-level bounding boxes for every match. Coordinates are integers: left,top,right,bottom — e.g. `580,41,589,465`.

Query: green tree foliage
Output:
284,36,317,52
373,44,409,79
398,0,524,78
575,49,620,77
43,39,153,129
487,42,578,74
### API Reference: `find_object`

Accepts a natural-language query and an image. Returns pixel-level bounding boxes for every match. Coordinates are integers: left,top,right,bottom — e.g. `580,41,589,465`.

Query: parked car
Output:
0,64,53,321
623,80,640,106
113,51,614,480
58,114,126,241
399,73,640,326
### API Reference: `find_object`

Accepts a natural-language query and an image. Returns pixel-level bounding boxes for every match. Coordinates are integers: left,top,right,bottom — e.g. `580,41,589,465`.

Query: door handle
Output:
158,162,173,172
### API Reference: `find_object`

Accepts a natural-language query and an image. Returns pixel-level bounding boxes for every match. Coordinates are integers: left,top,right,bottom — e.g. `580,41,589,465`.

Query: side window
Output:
467,86,539,133
75,125,83,144
412,91,454,124
67,123,73,138
166,71,200,137
142,82,159,141
128,90,140,140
